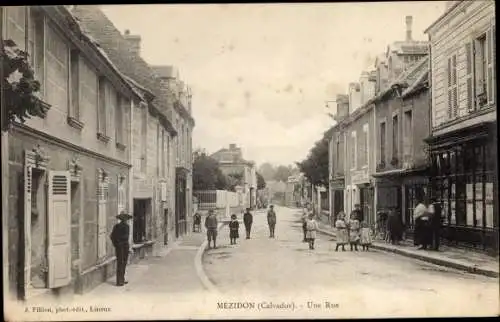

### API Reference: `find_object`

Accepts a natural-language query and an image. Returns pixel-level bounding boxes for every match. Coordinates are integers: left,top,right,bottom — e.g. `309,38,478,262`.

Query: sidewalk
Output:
74,221,229,301
315,214,499,278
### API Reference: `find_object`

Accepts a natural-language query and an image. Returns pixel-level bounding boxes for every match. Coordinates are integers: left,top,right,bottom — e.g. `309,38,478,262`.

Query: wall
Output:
428,0,495,129
402,89,431,168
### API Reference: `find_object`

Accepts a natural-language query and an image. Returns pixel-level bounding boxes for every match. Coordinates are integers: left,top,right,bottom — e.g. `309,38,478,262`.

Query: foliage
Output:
192,151,228,190
256,171,266,190
1,39,48,132
273,165,293,182
226,172,244,191
296,136,329,187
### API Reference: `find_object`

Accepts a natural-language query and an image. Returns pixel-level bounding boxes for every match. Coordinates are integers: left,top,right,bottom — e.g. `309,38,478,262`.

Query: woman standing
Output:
413,191,431,250
387,208,404,245
335,211,349,251
305,213,319,250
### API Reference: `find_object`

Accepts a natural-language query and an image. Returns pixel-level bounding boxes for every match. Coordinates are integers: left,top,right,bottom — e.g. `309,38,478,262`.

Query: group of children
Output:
334,211,373,251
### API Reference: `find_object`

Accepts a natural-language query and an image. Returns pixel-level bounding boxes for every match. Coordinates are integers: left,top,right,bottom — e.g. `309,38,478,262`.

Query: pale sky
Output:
101,2,445,166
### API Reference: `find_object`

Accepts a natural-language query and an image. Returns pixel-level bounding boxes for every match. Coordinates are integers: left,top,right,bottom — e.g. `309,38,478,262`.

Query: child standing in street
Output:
305,213,319,250
229,214,240,245
348,214,360,251
335,211,348,251
360,221,373,251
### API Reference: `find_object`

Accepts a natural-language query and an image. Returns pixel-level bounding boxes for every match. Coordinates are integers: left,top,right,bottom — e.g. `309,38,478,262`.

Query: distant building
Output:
211,144,257,208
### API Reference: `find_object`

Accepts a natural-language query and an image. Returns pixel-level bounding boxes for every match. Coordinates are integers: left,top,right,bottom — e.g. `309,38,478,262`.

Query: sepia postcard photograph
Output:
1,1,499,320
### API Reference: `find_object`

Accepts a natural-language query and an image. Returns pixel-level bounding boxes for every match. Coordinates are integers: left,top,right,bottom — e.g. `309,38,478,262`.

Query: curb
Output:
194,222,227,293
317,227,499,278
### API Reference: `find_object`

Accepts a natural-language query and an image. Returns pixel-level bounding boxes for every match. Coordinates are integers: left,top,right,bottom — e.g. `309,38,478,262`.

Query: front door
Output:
175,169,187,238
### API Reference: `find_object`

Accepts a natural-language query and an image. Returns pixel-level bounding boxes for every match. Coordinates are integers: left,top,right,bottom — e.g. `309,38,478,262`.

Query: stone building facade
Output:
3,6,141,299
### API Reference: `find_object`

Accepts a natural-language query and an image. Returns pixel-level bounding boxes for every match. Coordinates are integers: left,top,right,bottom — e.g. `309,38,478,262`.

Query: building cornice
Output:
12,123,132,168
424,1,470,35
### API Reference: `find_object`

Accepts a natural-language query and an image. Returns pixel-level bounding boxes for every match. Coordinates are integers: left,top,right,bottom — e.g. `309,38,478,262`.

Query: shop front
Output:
426,121,498,253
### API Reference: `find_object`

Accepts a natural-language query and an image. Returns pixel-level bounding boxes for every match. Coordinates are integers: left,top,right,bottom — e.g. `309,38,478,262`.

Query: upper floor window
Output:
5,6,26,51
362,124,369,167
350,131,357,170
69,49,81,123
140,104,148,173
115,95,126,146
46,25,69,113
97,77,108,139
28,8,45,97
379,121,386,164
403,110,413,160
392,114,399,160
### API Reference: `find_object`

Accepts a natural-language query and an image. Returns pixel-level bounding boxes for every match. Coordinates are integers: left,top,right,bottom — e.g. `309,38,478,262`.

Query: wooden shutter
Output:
452,55,458,116
486,28,493,103
474,39,485,96
465,42,474,111
23,166,32,291
47,171,72,288
447,57,453,118
97,182,107,259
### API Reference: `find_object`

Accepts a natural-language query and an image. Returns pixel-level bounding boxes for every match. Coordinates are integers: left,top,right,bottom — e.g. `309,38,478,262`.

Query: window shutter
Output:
23,166,32,291
474,40,485,96
447,57,452,118
465,42,474,111
47,171,72,288
97,183,108,259
486,29,493,103
453,86,458,117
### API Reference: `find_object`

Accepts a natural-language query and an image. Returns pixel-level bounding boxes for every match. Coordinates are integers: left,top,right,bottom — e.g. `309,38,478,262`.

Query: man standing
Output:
350,204,363,223
110,211,133,287
205,209,218,249
267,205,277,238
243,208,253,239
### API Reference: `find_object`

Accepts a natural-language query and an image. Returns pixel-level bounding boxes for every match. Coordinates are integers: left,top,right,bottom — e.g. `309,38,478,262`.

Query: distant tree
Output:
226,172,244,191
193,152,227,190
258,162,276,181
256,171,266,190
296,136,329,187
274,165,292,182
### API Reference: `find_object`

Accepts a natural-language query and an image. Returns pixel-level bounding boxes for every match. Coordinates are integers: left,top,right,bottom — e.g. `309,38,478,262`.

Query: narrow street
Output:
203,206,499,317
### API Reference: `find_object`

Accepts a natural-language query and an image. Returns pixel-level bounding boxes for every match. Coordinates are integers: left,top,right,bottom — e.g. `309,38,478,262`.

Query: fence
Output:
193,190,244,221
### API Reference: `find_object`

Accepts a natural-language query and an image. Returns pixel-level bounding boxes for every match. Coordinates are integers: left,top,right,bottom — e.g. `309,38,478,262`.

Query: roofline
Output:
424,1,463,34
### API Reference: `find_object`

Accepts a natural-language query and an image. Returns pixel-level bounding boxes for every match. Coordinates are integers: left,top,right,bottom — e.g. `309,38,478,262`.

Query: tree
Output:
1,39,49,131
296,136,329,187
258,162,275,181
192,151,227,190
256,171,266,190
226,172,244,191
274,165,292,182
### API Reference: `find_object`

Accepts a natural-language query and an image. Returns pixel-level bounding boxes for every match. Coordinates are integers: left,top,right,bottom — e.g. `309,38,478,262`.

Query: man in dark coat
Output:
267,205,277,238
429,200,442,251
110,211,133,287
243,208,253,239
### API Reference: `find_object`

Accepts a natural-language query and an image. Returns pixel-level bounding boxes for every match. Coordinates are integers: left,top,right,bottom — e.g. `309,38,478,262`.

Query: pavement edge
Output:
194,223,226,293
316,227,499,278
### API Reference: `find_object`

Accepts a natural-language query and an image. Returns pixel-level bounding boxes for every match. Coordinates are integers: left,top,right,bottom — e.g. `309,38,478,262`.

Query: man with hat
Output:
205,209,218,249
267,205,277,238
110,211,133,286
243,207,253,239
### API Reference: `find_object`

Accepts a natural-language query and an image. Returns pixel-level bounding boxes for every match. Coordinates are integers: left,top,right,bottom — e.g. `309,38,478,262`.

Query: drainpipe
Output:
1,5,11,300
427,36,433,195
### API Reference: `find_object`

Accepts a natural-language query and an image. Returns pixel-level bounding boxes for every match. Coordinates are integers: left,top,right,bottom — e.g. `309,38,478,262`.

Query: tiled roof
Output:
387,41,429,56
71,5,177,135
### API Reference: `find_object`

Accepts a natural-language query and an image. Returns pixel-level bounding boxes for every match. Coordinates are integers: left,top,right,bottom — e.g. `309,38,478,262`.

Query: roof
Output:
387,41,429,56
401,69,429,98
71,6,177,136
425,1,463,34
152,65,179,79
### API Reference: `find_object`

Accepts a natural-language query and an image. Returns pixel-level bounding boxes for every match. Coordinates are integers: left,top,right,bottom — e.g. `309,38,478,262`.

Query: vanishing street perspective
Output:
1,2,499,320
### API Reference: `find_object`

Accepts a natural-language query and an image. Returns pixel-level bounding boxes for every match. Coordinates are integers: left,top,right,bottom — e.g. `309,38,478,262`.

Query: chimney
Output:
405,16,413,41
124,29,141,56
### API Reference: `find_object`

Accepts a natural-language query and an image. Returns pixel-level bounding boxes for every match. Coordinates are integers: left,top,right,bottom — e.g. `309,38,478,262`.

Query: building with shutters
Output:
70,6,180,264
152,65,196,239
424,0,497,252
2,6,141,300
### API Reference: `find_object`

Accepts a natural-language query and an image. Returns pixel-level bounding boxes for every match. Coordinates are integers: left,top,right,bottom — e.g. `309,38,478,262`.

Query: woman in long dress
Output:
335,211,348,251
413,191,431,249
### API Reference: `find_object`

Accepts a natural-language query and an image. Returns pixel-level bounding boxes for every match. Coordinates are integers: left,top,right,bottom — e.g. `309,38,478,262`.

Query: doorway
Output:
133,199,151,243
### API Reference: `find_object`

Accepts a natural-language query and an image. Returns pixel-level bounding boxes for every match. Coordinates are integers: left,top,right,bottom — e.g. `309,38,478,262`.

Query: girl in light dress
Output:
348,214,360,251
305,213,319,250
359,221,373,251
335,211,348,251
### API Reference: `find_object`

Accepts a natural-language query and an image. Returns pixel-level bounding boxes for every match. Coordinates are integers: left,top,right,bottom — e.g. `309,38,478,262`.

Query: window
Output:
140,105,147,173
46,25,69,113
469,25,495,110
69,49,80,121
362,124,369,167
115,95,125,146
447,54,458,118
80,59,98,130
29,7,45,96
403,110,413,161
97,77,107,137
117,176,126,214
392,115,399,160
350,131,357,170
161,129,166,177
474,35,487,107
156,123,161,176
6,6,26,51
380,121,386,164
